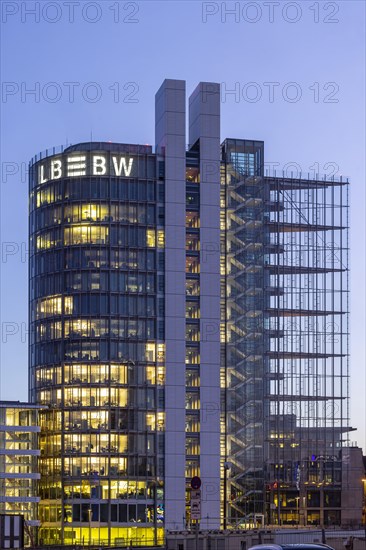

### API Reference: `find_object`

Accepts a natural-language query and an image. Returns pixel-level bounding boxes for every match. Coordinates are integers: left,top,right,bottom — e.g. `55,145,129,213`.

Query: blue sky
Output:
0,0,365,449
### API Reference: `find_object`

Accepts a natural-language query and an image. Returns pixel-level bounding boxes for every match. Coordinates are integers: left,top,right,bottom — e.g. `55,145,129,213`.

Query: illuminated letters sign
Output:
37,152,136,183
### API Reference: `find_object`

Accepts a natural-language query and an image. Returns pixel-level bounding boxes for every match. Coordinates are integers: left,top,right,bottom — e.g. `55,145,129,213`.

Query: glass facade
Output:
220,139,267,526
28,83,351,537
221,138,350,527
185,152,201,488
29,143,165,546
0,402,41,546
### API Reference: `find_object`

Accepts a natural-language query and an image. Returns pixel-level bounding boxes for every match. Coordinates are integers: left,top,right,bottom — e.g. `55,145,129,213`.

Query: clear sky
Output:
0,1,365,449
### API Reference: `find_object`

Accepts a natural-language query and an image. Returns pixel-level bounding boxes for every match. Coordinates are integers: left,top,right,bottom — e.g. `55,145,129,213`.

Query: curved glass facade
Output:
29,143,165,546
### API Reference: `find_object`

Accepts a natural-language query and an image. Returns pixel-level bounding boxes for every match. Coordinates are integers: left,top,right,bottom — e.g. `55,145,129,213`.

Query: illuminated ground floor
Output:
38,525,164,546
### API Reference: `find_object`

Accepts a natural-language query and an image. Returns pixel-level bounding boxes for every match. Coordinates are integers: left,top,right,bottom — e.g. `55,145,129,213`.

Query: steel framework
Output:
221,139,350,527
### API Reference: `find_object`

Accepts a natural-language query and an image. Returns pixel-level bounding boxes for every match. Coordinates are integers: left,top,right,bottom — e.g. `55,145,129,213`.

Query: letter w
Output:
112,156,133,176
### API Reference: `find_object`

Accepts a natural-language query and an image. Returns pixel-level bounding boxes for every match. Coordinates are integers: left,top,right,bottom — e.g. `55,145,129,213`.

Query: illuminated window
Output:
220,256,226,275
146,230,156,247
157,344,165,363
186,257,200,274
36,230,61,250
36,366,61,385
37,295,73,318
64,225,109,245
82,205,94,222
185,415,200,433
186,303,200,319
186,325,200,342
185,460,200,478
186,211,200,228
186,371,200,387
64,204,110,223
186,167,200,183
145,366,156,384
110,364,128,384
185,348,200,365
36,185,59,207
186,234,199,251
186,437,200,455
157,230,165,248
146,413,156,431
186,280,200,296
220,211,226,231
157,412,165,431
145,343,156,362
38,321,62,340
64,319,108,339
64,297,73,315
220,323,226,343
185,392,200,410
157,367,165,385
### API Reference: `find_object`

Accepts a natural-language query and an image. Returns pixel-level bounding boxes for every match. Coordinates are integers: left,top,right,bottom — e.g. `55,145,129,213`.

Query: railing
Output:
264,168,349,183
30,144,68,165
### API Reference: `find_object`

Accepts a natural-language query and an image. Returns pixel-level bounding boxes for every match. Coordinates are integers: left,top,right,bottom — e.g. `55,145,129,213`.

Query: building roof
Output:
0,401,43,409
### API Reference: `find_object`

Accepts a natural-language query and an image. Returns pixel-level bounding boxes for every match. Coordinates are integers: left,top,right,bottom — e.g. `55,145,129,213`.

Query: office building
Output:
29,79,350,545
0,401,42,546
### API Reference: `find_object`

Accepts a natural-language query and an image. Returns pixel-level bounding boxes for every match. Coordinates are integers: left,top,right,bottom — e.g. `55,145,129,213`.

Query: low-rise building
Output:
0,401,42,546
341,446,365,527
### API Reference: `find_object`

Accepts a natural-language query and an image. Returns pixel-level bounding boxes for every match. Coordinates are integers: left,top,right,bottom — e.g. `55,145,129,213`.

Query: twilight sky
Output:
0,1,365,449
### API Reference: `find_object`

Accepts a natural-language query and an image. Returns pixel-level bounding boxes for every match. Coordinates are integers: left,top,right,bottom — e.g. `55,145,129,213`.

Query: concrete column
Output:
189,82,221,528
155,79,187,530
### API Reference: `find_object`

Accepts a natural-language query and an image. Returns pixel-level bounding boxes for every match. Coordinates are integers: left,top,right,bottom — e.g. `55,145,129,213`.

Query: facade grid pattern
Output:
29,145,165,546
27,80,353,541
221,138,349,527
